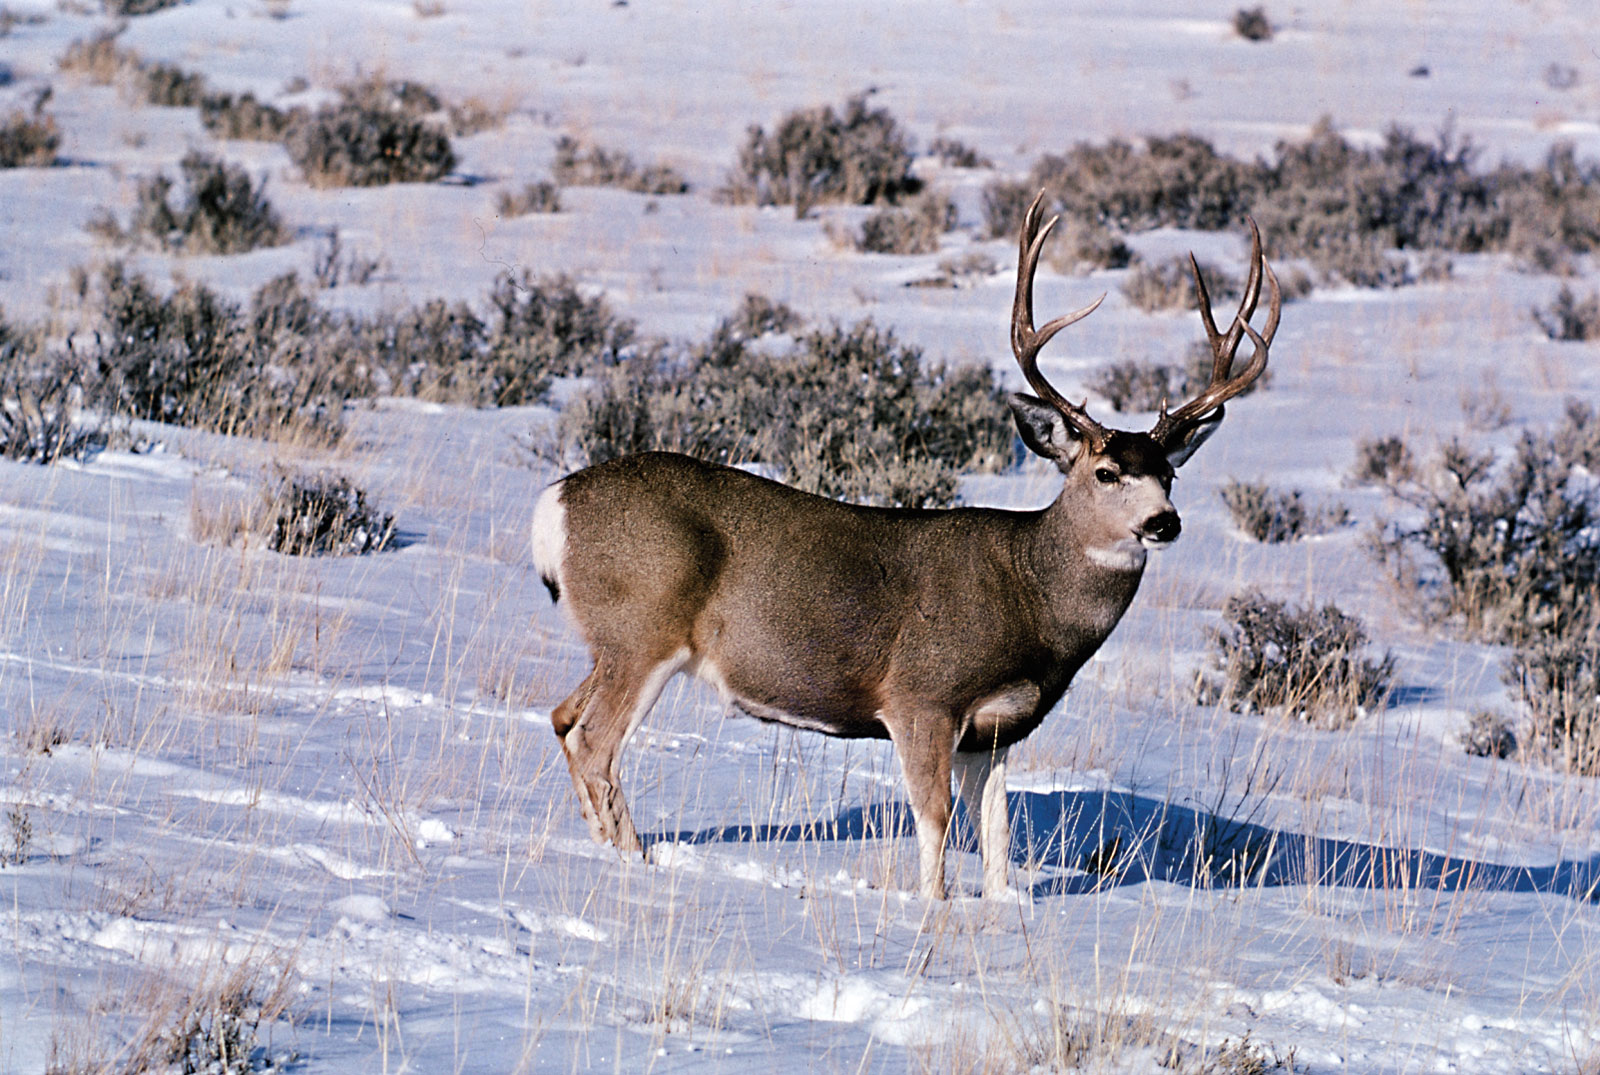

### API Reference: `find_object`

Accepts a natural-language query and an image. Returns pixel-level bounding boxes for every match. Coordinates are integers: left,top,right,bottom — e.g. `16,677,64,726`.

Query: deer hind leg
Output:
885,706,959,900
953,746,1012,899
552,648,689,854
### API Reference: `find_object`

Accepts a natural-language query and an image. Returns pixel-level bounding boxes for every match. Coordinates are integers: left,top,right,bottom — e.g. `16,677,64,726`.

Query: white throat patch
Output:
1084,539,1148,572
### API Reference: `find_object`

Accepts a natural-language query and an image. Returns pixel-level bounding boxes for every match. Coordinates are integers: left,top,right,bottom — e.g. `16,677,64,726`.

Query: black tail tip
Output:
540,574,561,603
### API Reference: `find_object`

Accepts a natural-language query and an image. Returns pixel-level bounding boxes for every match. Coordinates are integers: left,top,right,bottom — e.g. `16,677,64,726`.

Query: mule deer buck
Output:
533,193,1279,899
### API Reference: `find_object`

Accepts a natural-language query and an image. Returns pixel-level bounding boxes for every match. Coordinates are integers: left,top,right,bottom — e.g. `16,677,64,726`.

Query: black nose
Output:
1142,511,1181,544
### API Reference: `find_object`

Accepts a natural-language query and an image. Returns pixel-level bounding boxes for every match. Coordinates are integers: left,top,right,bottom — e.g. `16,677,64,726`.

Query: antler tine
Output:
1011,191,1108,439
1150,223,1281,447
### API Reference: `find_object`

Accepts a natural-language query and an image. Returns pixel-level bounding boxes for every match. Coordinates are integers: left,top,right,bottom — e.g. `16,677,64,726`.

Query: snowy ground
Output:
2,1,1600,1071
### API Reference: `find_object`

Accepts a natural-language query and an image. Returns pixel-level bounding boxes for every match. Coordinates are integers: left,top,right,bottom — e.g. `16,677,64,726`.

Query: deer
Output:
531,193,1280,900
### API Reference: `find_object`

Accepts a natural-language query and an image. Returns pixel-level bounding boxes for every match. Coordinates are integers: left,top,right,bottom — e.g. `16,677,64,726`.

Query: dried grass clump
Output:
57,31,138,85
552,135,688,195
95,151,286,255
57,31,207,106
267,471,394,556
1221,480,1349,543
726,92,919,213
1532,286,1600,341
0,108,58,167
1198,590,1394,727
283,78,455,187
551,302,1010,508
853,190,955,254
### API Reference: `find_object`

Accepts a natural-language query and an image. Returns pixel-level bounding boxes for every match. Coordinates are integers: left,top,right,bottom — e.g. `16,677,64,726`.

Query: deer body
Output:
537,196,1279,899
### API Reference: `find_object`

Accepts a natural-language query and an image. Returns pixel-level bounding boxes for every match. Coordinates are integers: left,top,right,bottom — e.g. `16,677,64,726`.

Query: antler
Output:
1011,192,1109,448
1148,218,1280,448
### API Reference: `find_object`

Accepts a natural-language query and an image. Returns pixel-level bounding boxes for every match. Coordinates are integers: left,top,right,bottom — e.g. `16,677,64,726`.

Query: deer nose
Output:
1140,511,1181,545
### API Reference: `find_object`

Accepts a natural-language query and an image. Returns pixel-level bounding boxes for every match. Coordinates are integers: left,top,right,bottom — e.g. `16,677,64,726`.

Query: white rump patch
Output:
1085,539,1148,572
531,480,568,593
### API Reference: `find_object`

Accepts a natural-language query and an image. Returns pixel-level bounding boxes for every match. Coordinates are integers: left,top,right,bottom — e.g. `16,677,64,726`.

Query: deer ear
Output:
1162,408,1224,469
1009,393,1086,469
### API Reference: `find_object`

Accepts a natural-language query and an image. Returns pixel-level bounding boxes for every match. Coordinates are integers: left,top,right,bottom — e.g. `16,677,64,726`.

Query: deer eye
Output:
1094,467,1118,485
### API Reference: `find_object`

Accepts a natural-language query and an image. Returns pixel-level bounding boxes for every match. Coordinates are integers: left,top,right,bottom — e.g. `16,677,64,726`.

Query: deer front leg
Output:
886,705,959,900
953,746,1012,898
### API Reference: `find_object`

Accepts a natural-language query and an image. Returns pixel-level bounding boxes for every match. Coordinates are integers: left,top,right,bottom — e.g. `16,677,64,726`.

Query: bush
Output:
1199,590,1394,726
104,0,181,13
1221,480,1349,543
496,180,561,217
1122,256,1239,313
199,92,299,141
0,109,58,167
1462,710,1516,759
726,92,919,213
311,227,381,288
552,135,688,195
927,136,990,169
57,32,137,85
1045,216,1134,274
1090,340,1269,413
1233,7,1273,41
981,179,1035,239
137,60,204,107
1533,286,1600,341
1349,434,1414,486
284,80,454,187
101,151,286,255
0,315,105,464
853,191,955,254
1505,628,1600,772
1029,133,1260,233
553,306,1011,508
268,471,394,556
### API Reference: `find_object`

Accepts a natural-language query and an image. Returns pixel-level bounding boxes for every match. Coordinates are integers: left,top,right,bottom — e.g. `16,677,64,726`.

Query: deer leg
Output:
886,706,959,900
553,649,688,854
953,746,1013,898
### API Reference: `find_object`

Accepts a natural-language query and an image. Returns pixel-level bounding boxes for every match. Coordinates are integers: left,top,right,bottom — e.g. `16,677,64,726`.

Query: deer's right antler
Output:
1011,192,1108,450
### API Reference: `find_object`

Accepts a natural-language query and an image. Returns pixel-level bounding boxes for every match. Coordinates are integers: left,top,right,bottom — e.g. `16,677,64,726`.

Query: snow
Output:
1,0,1599,1071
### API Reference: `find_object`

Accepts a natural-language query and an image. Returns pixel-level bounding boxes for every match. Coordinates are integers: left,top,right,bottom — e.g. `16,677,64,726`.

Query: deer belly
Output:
689,654,890,739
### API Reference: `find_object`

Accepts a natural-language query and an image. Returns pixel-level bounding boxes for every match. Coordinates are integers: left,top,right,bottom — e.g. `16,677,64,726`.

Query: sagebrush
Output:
726,92,918,213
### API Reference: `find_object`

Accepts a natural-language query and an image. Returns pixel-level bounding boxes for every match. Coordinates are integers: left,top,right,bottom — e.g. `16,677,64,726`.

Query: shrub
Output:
1090,339,1269,413
267,471,394,556
477,270,635,405
552,135,688,195
137,60,204,107
1045,216,1134,274
1221,480,1349,543
1462,710,1516,759
927,136,990,169
57,32,137,85
853,190,955,254
104,0,181,13
1199,590,1394,726
1233,7,1273,41
726,92,918,213
311,227,381,288
1533,286,1600,341
907,251,999,289
84,264,343,440
1349,434,1414,485
981,178,1035,239
1029,133,1260,233
1505,628,1600,772
102,151,286,255
0,109,58,167
496,180,561,217
1122,256,1239,313
199,92,299,141
283,81,454,187
0,315,105,464
554,307,1011,508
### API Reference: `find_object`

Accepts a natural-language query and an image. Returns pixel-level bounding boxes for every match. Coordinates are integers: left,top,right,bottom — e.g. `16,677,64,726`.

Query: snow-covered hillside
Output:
2,2,1599,1071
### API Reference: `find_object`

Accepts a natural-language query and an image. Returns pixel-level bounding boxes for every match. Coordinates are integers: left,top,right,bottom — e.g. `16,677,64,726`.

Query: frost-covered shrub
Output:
1532,286,1600,341
554,308,1011,508
0,109,57,167
552,135,688,195
199,92,298,141
478,270,635,405
284,80,454,187
267,471,394,556
103,151,286,255
1122,256,1239,313
1222,480,1349,543
496,180,561,217
853,191,955,254
1199,590,1394,727
726,92,918,212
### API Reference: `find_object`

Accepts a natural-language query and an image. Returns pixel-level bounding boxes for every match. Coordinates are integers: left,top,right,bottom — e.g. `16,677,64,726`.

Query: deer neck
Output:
1019,489,1148,642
